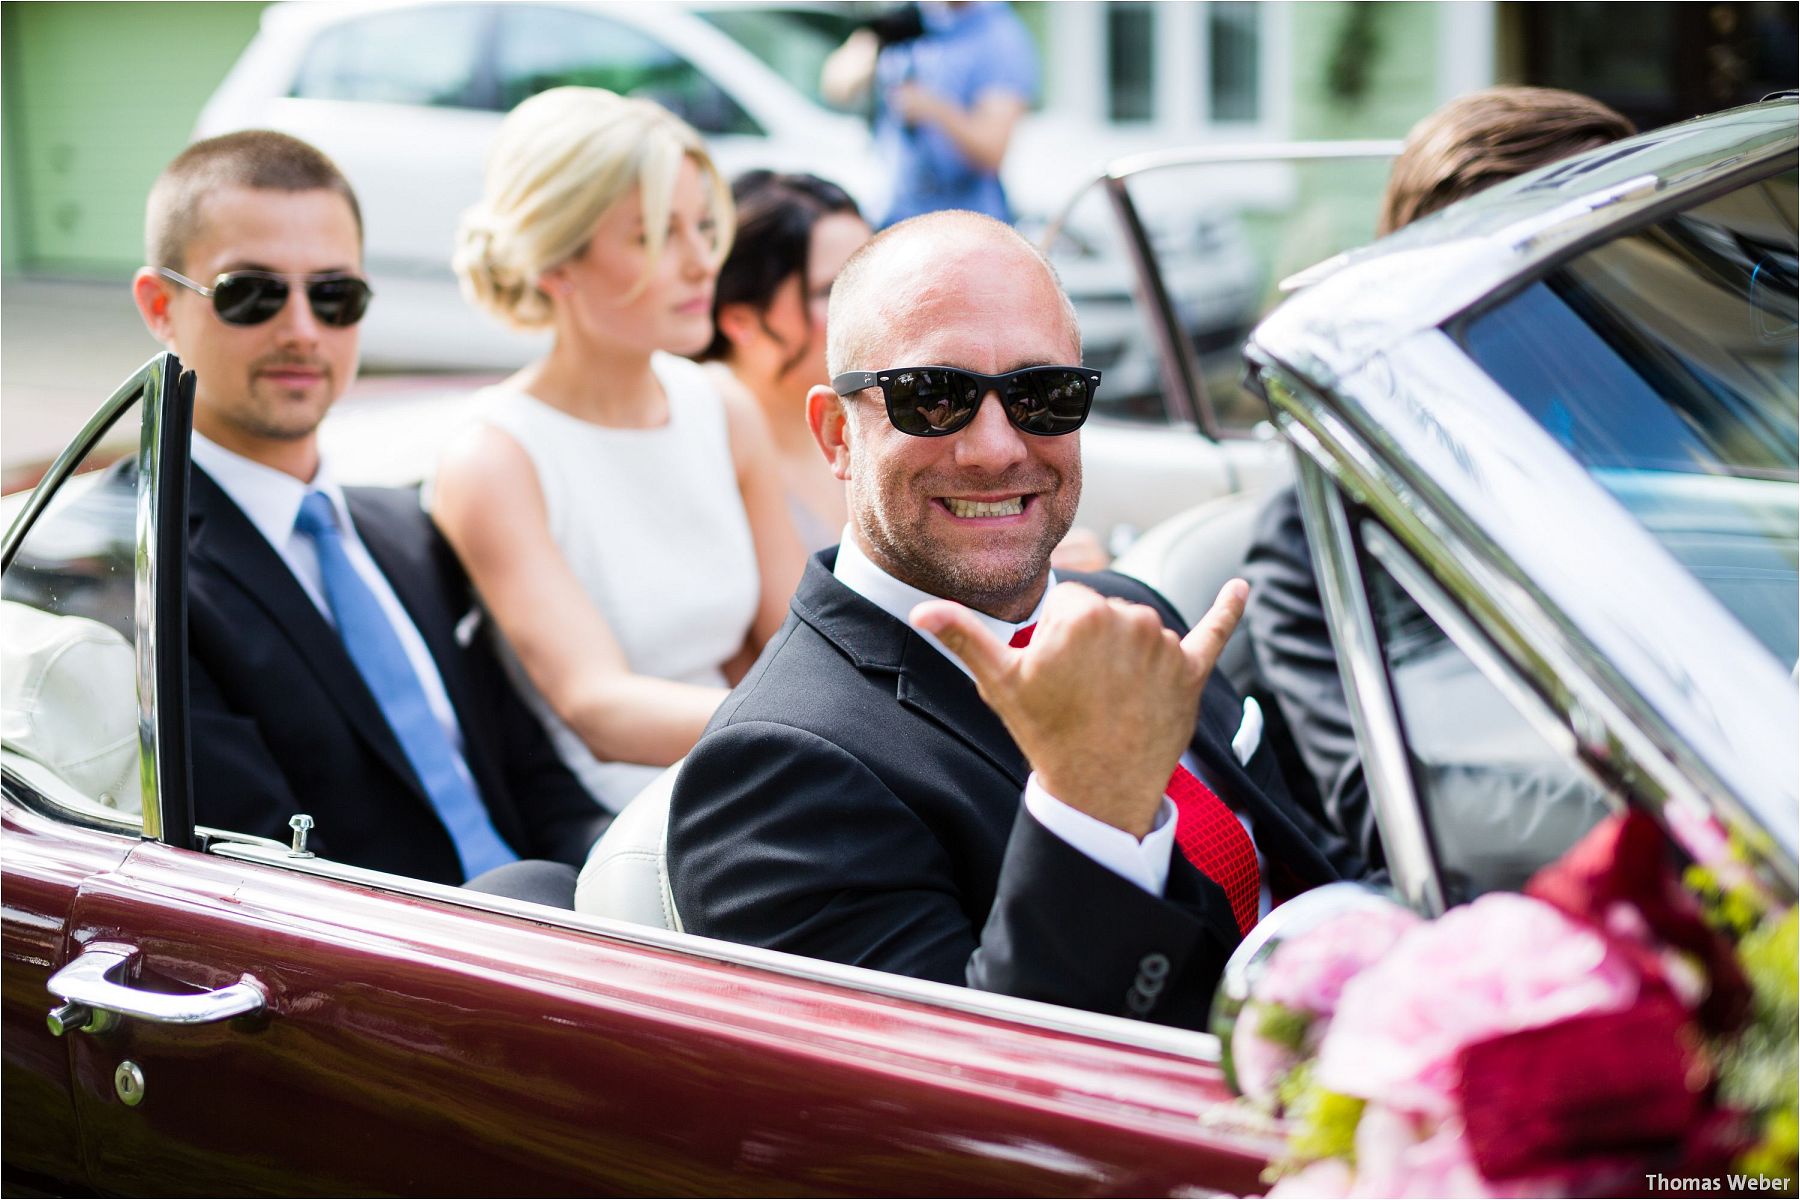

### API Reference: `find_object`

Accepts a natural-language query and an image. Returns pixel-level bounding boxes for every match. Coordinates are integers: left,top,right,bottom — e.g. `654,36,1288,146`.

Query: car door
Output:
2,358,178,1191
489,3,776,185
6,355,1284,1196
262,2,503,274
244,3,539,370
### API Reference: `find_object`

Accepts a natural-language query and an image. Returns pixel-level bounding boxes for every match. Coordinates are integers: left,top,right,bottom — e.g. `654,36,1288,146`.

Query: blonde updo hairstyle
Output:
454,86,735,331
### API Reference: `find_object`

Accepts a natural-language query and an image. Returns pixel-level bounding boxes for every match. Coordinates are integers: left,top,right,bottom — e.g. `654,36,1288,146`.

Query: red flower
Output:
1457,994,1707,1184
1526,811,1750,1034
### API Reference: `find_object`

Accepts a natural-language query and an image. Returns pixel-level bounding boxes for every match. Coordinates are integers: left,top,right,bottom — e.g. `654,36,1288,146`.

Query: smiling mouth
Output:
943,496,1026,518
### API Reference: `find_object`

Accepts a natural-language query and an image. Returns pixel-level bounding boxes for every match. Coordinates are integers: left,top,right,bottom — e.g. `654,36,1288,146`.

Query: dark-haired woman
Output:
699,171,871,552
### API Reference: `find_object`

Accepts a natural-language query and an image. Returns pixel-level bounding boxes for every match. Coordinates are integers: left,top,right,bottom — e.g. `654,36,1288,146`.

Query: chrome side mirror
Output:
1210,882,1405,1096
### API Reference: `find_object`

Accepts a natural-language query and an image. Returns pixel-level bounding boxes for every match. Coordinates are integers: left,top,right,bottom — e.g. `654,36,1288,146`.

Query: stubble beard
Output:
853,456,1082,620
236,361,338,442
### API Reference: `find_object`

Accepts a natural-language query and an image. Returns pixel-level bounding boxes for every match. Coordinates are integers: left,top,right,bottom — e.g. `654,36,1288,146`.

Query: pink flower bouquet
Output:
1217,812,1796,1199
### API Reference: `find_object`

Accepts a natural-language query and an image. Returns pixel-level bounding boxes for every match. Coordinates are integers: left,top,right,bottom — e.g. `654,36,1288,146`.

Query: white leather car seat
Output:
574,758,683,931
1,600,142,816
1112,486,1280,690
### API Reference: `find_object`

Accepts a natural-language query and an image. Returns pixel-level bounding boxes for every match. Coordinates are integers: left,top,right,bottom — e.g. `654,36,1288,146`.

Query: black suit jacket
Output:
668,553,1361,1029
186,466,608,884
1242,486,1384,869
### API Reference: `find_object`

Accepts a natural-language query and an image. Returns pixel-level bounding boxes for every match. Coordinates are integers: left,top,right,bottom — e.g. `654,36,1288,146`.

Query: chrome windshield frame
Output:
2,357,160,570
2,354,193,846
1244,104,1799,897
1040,140,1403,439
1251,326,1797,899
1285,432,1444,913
135,354,195,849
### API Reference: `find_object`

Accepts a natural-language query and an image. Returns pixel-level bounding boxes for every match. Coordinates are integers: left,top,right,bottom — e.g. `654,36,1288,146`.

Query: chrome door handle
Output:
46,945,266,1035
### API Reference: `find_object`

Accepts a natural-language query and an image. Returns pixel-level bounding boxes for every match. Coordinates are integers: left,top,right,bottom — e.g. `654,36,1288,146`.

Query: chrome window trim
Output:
1,357,160,568
1255,341,1797,897
2,755,143,838
133,359,173,843
1361,522,1602,787
1286,435,1442,914
1098,171,1198,429
2,355,175,843
1358,520,1625,855
204,835,1226,1064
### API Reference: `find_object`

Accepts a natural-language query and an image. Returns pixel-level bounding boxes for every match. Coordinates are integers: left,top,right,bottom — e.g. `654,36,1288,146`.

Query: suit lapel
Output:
895,640,1028,787
188,468,426,804
791,555,1028,788
1185,692,1339,887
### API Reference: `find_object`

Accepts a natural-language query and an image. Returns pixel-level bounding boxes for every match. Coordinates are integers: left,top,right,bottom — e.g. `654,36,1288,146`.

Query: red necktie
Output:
1009,621,1260,934
1166,765,1260,934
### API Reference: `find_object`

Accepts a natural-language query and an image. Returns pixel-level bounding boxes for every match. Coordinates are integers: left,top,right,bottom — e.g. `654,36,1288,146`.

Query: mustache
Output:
920,467,1062,495
250,354,333,376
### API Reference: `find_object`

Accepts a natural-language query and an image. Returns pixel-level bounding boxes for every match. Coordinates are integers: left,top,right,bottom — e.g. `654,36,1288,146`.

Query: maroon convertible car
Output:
4,98,1794,1195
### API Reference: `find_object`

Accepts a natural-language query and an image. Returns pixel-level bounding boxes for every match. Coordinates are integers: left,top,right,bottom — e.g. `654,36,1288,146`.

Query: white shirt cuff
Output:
1022,772,1177,896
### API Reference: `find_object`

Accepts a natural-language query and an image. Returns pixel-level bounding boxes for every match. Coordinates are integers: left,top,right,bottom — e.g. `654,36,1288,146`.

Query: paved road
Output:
1,276,503,491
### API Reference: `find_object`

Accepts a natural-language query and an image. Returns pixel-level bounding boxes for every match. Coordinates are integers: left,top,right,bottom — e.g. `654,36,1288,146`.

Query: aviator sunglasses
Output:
158,268,374,328
832,365,1102,437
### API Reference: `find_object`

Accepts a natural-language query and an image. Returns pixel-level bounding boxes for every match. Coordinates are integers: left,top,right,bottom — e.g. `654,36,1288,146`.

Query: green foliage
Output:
1325,4,1382,104
1285,1067,1367,1163
1263,1062,1369,1185
1293,1089,1367,1163
1255,1001,1314,1053
1685,838,1769,938
1739,1108,1797,1190
1724,906,1799,1183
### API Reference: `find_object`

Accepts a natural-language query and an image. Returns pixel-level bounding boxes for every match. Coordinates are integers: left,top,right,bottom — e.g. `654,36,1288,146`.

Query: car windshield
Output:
695,7,859,109
1457,165,1800,664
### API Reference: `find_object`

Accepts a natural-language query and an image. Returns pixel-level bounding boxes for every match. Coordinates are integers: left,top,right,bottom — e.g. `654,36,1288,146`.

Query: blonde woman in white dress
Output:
434,87,805,812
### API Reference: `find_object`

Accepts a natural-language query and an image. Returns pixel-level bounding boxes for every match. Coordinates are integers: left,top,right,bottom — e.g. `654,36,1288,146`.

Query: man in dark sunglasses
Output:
128,131,604,896
666,212,1363,1030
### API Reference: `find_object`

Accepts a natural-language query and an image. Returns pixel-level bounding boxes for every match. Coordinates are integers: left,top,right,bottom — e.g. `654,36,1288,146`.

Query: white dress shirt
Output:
832,533,1183,894
190,434,476,779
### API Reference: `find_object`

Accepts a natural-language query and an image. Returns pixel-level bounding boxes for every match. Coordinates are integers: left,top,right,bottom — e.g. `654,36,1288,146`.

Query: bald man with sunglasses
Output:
666,212,1362,1030
131,131,605,892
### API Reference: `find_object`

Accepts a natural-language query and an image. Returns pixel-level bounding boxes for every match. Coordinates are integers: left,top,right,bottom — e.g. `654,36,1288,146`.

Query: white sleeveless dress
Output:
467,352,759,811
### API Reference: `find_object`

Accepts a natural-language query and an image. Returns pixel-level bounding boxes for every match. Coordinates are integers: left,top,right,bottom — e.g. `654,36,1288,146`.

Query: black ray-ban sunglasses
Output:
832,365,1101,437
158,267,374,328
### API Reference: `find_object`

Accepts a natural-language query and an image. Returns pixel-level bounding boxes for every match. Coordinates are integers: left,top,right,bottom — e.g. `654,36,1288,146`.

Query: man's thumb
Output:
911,599,1009,684
1180,577,1249,676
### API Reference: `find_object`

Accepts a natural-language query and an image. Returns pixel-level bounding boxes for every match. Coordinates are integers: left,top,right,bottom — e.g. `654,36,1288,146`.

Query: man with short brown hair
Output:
1376,86,1636,235
133,131,604,889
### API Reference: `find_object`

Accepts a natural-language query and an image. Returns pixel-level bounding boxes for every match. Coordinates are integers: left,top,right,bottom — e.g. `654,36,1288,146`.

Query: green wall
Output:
0,0,1446,277
2,1,268,276
1278,3,1442,266
1289,2,1443,140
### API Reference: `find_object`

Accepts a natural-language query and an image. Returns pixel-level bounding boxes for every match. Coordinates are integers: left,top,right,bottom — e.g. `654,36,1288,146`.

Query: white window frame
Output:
1058,1,1290,140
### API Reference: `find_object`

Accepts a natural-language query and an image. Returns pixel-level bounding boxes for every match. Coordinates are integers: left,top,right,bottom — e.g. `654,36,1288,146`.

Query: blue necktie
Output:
293,492,515,879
